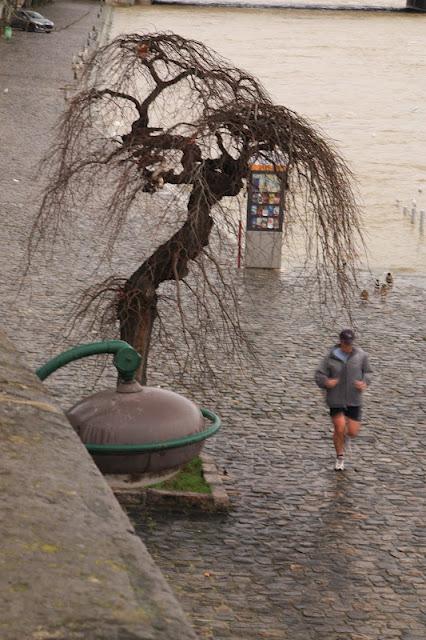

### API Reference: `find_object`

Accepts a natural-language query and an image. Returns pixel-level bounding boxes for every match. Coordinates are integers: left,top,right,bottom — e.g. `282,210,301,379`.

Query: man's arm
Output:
362,353,373,386
354,353,372,391
315,356,331,389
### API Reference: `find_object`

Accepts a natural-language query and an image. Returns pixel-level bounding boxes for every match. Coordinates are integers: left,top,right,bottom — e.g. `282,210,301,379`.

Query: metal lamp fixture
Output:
36,341,220,476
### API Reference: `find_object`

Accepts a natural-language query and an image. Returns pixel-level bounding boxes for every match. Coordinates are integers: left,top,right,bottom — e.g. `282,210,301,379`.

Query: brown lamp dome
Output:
67,381,205,475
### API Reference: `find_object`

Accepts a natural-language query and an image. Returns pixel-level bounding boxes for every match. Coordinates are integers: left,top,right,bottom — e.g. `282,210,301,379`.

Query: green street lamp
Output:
36,341,220,476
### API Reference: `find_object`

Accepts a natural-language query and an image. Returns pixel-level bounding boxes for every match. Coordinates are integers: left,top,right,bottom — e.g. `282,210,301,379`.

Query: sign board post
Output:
245,164,286,269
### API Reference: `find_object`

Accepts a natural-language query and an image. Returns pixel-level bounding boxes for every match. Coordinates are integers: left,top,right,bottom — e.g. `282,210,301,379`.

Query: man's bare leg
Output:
332,412,346,456
347,418,361,439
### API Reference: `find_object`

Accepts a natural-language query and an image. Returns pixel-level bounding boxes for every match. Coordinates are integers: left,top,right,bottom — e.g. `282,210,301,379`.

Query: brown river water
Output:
111,4,426,276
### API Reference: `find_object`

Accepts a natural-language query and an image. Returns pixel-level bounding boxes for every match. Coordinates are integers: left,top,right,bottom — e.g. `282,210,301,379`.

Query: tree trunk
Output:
117,181,216,383
120,300,157,385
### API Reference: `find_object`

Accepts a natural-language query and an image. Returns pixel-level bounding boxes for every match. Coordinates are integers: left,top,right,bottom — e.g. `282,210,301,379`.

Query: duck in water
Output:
385,272,393,286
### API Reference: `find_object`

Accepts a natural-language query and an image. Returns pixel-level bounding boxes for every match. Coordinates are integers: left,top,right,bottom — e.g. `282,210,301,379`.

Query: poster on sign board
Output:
246,164,286,232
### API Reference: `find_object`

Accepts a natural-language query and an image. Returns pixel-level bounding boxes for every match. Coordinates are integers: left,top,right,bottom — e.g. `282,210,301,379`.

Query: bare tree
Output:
29,32,364,385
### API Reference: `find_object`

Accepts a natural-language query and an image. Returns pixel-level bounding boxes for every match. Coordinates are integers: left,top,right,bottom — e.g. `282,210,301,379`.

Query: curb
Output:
200,451,231,510
111,452,231,512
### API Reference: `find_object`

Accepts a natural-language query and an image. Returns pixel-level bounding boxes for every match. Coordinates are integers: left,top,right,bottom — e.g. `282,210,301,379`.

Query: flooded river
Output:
111,4,426,274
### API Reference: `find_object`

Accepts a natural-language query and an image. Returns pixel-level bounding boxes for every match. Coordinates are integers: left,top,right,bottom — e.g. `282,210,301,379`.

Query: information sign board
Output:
246,164,286,232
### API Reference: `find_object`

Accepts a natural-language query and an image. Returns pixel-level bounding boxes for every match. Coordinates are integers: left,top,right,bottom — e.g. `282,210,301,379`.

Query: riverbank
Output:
1,4,426,638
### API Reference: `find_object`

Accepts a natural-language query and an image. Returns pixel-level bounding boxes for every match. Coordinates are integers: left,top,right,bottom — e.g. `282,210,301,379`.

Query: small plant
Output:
149,457,211,494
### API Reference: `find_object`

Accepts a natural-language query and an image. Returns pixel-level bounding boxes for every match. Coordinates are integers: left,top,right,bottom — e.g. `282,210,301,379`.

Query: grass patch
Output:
149,457,211,494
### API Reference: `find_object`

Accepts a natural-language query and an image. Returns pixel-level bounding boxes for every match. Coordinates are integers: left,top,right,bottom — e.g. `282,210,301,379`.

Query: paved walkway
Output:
129,273,426,640
1,6,426,640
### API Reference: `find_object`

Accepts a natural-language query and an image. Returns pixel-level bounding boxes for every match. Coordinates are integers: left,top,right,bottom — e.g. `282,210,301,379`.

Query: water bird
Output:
380,284,389,296
360,289,369,302
374,278,381,291
385,272,393,286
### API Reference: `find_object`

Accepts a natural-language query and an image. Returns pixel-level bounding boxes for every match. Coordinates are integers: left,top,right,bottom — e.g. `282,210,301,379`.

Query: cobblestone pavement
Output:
131,276,426,640
1,7,426,640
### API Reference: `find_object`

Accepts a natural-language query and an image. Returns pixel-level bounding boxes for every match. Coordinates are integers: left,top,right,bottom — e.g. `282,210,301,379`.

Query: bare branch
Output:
26,31,364,387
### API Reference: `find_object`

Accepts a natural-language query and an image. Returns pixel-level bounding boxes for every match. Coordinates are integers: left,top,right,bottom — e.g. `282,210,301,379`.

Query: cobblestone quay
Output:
130,274,426,640
1,5,426,639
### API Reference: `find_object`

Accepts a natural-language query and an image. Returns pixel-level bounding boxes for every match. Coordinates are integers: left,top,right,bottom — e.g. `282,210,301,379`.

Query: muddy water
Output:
111,5,426,274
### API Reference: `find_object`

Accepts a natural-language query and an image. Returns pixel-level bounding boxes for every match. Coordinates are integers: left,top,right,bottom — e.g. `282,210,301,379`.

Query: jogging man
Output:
315,329,372,471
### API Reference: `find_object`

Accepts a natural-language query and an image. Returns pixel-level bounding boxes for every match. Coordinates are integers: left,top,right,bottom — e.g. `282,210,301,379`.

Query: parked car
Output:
11,9,54,32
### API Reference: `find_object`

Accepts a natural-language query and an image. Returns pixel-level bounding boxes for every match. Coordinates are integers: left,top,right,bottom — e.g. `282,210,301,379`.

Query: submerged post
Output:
411,203,417,224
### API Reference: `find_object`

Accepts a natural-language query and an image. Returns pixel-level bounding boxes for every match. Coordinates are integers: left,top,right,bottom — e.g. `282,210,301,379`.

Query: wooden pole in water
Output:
411,203,417,224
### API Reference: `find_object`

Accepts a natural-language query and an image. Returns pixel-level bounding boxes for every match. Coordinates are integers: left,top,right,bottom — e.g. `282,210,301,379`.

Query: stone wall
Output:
0,328,197,640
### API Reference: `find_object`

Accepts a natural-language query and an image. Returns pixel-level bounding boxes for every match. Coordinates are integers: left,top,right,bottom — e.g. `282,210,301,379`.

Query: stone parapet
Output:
0,328,197,640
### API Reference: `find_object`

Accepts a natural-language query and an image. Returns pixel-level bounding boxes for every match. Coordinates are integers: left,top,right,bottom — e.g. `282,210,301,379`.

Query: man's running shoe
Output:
335,456,345,471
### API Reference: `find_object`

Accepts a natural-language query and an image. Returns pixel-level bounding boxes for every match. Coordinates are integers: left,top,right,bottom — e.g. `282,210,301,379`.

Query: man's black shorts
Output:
330,406,361,421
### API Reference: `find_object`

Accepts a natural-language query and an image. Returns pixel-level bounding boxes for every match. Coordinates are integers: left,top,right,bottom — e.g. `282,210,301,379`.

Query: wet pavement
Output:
1,4,426,639
128,273,426,640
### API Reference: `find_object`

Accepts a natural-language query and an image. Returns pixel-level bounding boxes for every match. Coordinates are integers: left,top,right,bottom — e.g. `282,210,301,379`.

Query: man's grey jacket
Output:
315,345,372,408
